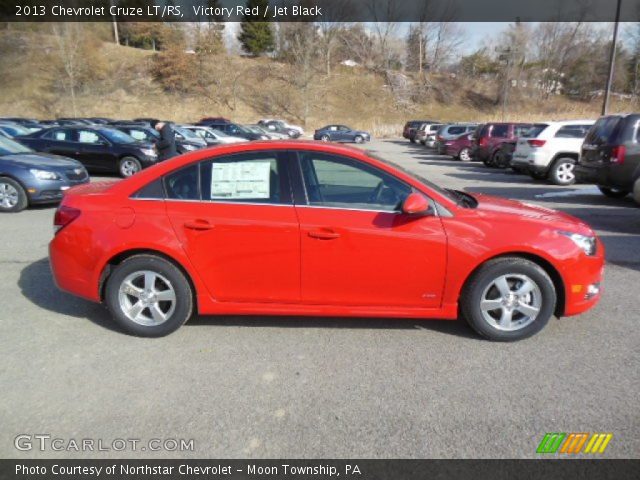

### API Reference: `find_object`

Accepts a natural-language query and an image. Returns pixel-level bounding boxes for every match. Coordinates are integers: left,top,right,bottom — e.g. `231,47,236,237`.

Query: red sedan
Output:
50,141,604,340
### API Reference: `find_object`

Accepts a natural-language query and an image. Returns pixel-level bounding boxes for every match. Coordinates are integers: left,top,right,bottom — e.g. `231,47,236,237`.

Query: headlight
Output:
260,135,269,140
559,231,596,256
140,148,157,157
30,169,60,180
182,144,198,151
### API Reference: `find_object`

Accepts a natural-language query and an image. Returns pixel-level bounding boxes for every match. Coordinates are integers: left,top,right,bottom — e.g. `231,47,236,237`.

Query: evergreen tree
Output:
238,0,274,56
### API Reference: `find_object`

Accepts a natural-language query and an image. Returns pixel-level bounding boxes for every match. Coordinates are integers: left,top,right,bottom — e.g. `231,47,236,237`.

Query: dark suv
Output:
576,114,640,204
474,123,536,166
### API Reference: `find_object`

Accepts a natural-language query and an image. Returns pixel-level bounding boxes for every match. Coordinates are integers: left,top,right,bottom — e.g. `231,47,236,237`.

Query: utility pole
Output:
110,0,119,44
602,0,622,115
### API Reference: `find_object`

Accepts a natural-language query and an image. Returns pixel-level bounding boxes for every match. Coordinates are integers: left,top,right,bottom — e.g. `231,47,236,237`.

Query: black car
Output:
0,135,89,212
198,122,266,141
112,123,206,155
576,114,640,205
17,126,158,178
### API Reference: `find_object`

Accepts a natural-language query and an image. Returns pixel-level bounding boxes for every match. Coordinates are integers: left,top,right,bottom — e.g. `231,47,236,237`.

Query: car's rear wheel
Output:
105,255,194,337
0,177,28,213
321,134,330,142
549,158,576,185
119,157,142,178
633,178,640,205
354,135,364,144
459,148,471,162
460,257,556,341
598,186,629,198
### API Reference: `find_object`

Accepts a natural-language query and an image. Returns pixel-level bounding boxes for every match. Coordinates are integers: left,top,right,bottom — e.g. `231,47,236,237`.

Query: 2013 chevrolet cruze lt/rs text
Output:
49,141,604,340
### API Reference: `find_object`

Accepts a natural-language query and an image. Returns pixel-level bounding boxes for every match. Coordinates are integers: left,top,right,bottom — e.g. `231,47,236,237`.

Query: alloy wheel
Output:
480,274,542,331
121,159,140,177
0,182,19,209
556,162,575,183
459,148,471,162
118,270,176,326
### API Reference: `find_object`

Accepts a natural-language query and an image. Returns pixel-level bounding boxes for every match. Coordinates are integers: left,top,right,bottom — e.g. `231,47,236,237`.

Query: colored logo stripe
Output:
538,433,613,454
584,433,613,454
537,433,566,453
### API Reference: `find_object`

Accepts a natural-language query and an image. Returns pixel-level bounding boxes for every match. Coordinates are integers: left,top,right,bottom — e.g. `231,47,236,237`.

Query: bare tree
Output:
51,23,87,116
366,0,399,70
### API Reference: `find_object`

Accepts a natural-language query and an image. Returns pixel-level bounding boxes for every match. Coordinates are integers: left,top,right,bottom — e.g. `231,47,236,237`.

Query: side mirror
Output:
402,193,431,215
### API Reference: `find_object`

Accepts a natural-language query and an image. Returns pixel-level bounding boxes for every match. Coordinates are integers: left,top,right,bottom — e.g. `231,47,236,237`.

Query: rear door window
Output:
521,124,549,138
555,125,592,139
448,126,466,136
491,125,509,137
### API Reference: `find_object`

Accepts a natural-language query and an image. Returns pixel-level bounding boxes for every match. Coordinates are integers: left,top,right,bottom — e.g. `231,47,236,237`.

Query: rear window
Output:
555,125,592,139
521,124,549,138
585,117,621,144
447,126,466,136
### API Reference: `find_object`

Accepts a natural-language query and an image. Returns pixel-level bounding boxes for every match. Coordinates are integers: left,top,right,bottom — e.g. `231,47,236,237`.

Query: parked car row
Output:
407,115,640,205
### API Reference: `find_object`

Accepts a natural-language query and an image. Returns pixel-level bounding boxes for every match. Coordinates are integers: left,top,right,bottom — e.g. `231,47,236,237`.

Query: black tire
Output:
633,178,640,205
493,150,510,169
0,176,28,213
458,147,472,162
460,257,556,341
483,154,496,167
409,138,416,143
119,156,142,178
549,157,576,186
105,254,194,337
511,166,526,174
354,135,364,144
321,134,330,142
598,186,629,198
529,170,548,180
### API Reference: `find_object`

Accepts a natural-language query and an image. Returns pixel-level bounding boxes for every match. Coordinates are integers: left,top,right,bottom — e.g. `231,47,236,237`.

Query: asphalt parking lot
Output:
1,139,638,459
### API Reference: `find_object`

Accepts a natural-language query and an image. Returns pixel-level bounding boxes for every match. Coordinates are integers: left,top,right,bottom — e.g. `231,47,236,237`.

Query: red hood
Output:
473,193,593,234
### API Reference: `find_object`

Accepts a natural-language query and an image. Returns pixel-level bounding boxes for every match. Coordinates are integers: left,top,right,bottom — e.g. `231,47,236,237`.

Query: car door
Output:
164,150,300,303
41,128,80,158
75,129,115,171
292,151,448,308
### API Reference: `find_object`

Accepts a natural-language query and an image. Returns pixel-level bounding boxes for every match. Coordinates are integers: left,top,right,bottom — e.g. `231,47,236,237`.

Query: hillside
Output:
0,30,635,137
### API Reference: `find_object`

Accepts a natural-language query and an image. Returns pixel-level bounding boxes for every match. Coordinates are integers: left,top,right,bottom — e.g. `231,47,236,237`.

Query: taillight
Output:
610,145,626,164
479,137,488,147
54,205,81,234
437,136,444,141
527,139,546,148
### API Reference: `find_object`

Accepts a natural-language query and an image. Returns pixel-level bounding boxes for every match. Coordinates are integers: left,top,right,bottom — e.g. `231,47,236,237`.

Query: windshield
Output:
0,136,33,155
367,151,461,204
0,124,30,136
99,128,137,144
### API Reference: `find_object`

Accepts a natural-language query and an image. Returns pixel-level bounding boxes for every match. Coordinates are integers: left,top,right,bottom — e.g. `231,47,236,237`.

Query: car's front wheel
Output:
320,134,330,142
354,135,364,144
119,157,142,178
105,254,194,337
0,176,28,213
461,257,556,341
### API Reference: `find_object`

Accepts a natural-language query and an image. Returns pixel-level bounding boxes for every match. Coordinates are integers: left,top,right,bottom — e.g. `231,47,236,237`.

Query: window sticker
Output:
211,161,272,199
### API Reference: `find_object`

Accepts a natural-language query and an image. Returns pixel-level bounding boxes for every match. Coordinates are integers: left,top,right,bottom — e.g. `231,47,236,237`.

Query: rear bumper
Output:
575,164,609,185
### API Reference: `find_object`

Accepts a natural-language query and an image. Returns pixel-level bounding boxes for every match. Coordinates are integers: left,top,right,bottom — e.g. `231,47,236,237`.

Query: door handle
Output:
308,228,340,240
184,220,213,231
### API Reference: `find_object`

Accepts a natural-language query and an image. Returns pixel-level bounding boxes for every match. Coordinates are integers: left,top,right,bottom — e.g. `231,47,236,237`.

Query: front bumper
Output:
561,238,605,317
27,179,90,204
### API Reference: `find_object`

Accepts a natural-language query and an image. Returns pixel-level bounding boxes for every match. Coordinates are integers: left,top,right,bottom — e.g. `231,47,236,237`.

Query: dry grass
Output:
0,32,636,138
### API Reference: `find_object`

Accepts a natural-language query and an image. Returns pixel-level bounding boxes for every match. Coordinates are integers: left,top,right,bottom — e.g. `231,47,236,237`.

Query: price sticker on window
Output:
211,161,272,199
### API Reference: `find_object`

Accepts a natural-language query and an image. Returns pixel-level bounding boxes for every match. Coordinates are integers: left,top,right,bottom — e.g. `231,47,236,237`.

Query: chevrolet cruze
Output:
49,141,604,340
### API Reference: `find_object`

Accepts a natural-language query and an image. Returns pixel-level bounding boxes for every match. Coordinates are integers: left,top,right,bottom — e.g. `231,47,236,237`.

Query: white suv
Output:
511,120,595,185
